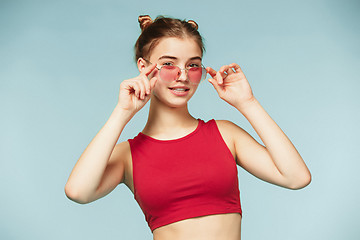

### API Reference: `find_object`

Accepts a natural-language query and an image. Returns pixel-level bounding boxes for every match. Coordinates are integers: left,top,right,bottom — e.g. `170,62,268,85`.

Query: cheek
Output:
152,77,167,95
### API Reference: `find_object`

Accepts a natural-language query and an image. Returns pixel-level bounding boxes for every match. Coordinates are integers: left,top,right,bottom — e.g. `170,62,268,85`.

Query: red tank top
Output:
128,119,242,232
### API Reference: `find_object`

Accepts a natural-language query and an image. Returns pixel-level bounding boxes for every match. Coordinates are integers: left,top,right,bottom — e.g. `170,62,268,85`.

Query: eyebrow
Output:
158,55,202,61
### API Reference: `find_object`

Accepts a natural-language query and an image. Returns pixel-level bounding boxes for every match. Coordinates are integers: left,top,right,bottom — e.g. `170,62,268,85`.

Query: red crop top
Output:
128,119,242,232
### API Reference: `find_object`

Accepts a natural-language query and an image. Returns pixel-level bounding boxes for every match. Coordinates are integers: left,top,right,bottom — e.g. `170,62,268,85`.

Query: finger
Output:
129,81,141,98
216,71,223,84
142,63,158,77
219,65,231,78
138,80,147,100
141,75,151,95
227,67,235,74
149,76,158,91
135,82,144,99
206,67,217,78
147,66,158,80
229,63,243,73
208,78,222,94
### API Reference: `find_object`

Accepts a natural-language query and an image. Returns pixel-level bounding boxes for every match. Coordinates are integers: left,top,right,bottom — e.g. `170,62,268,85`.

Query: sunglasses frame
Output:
143,59,207,85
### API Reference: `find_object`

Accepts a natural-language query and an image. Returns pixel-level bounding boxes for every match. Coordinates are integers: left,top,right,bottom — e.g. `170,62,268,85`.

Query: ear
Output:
137,57,147,73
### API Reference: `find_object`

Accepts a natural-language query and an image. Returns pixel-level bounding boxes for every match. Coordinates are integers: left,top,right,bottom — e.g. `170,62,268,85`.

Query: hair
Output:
134,15,205,62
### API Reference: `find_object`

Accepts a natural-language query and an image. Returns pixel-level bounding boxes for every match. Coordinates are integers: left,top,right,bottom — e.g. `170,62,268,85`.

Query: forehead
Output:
149,37,202,61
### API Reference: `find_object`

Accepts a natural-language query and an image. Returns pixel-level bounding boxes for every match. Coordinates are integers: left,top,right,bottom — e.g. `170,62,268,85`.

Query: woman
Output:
65,15,311,240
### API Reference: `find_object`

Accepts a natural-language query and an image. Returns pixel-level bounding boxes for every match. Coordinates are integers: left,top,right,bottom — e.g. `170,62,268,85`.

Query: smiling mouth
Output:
168,88,190,92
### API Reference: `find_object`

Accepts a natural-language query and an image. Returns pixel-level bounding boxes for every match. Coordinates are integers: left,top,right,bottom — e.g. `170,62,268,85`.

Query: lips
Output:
169,88,190,92
168,86,190,91
168,86,190,96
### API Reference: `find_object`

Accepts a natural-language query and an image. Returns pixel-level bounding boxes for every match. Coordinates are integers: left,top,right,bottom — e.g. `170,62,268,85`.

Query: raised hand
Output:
118,63,158,115
207,63,255,109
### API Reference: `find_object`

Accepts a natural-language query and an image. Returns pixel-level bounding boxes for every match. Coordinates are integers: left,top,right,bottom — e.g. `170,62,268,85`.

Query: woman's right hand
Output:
117,63,158,115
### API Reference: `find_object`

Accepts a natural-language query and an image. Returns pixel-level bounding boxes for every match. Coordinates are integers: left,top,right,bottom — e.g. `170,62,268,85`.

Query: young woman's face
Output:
145,37,203,108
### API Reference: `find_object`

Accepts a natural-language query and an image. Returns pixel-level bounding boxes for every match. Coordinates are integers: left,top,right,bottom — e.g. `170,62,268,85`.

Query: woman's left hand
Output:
207,63,255,109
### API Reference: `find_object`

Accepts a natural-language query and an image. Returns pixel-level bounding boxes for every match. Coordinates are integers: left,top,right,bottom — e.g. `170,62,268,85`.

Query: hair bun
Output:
138,15,153,31
187,20,198,30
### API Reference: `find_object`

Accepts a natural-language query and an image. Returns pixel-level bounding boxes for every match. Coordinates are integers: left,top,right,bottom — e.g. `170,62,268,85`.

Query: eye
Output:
188,63,201,68
162,62,174,66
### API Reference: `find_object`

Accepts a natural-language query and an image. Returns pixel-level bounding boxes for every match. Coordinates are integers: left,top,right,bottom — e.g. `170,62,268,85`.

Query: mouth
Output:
168,87,190,96
168,87,190,92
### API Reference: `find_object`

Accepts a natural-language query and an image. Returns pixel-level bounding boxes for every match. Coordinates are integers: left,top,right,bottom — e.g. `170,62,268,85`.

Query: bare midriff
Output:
152,212,241,240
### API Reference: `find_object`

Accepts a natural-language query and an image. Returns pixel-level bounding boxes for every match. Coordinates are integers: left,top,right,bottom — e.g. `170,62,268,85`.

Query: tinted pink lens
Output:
159,66,205,84
187,67,203,84
160,66,180,82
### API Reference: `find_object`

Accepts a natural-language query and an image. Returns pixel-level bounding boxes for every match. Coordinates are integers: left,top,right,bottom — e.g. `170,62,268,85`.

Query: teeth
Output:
172,88,186,91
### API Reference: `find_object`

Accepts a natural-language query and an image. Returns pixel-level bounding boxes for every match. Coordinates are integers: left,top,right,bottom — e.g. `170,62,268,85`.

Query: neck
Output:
143,95,197,134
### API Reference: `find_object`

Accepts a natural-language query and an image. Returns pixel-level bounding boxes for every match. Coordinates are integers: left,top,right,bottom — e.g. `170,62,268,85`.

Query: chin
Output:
157,96,190,108
166,100,190,108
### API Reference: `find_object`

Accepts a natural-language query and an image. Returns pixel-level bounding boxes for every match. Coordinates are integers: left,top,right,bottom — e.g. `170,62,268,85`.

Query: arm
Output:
65,63,158,204
64,106,132,204
207,64,311,190
219,100,311,189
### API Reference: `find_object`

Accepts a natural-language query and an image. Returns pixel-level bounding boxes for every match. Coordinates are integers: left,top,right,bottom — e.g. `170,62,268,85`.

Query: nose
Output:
177,68,188,82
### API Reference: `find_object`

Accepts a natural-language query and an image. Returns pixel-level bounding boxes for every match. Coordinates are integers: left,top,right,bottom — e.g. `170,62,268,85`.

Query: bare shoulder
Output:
214,119,261,148
214,119,248,139
214,119,239,129
214,120,247,158
214,119,258,160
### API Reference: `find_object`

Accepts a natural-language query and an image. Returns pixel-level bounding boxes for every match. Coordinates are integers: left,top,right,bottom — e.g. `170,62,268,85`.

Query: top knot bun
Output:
187,20,198,30
134,15,205,62
138,15,153,31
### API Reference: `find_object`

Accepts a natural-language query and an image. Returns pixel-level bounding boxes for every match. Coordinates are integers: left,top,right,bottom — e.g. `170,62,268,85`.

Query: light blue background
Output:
1,0,359,239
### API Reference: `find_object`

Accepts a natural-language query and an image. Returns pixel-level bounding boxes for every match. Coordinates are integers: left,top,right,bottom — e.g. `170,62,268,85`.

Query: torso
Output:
122,120,242,240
